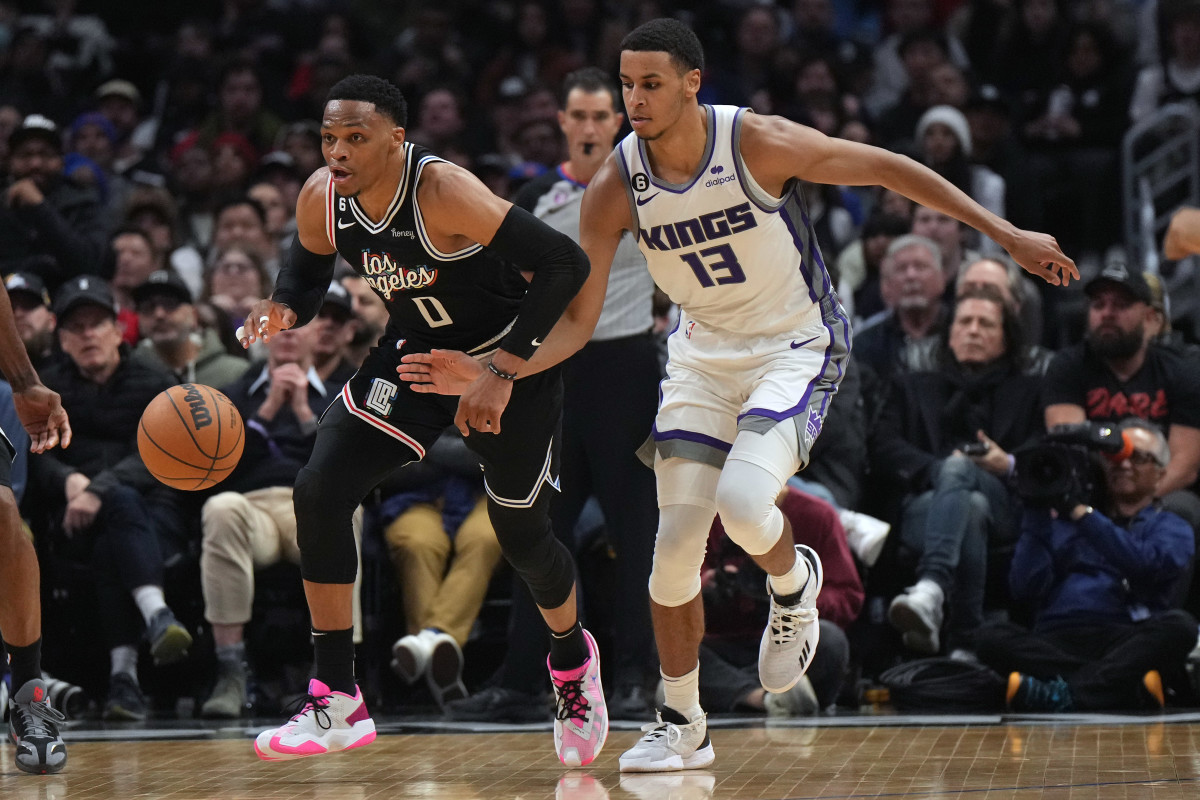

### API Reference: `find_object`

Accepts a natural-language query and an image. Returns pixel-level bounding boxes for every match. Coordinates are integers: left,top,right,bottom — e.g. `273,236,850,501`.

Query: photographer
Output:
871,285,1044,657
978,420,1197,711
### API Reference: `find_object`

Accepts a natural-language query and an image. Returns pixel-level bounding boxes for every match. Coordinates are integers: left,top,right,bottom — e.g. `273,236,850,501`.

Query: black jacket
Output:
0,177,108,289
870,358,1045,495
215,359,354,494
31,345,175,504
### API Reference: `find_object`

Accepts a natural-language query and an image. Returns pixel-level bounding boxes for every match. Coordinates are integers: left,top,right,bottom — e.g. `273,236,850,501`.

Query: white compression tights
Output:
649,423,801,607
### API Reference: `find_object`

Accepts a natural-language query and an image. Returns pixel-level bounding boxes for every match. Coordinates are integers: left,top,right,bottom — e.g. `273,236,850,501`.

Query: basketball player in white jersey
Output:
400,18,1077,772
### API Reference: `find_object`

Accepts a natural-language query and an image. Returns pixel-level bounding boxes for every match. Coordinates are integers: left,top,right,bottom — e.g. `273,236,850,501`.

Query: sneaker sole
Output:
619,742,716,773
428,638,464,693
391,643,424,684
254,724,377,761
151,625,194,666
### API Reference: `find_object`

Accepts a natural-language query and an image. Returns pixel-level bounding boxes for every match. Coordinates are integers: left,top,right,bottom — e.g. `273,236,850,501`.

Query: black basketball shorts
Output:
338,338,563,509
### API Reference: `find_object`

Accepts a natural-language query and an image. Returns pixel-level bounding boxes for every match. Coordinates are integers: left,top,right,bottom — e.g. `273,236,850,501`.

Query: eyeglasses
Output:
136,296,184,314
1125,450,1163,468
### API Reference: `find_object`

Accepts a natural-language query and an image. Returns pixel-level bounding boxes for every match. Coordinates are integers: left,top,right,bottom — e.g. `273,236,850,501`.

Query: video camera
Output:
1013,422,1134,509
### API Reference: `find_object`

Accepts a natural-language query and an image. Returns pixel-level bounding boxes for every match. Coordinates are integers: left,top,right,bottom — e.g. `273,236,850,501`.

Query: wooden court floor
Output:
5,717,1200,799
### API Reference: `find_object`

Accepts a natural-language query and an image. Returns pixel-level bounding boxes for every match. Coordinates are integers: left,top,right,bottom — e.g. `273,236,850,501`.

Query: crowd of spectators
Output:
3,0,1200,720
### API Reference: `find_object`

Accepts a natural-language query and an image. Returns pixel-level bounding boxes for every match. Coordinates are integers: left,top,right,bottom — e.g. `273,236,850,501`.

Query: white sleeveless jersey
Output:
616,105,834,336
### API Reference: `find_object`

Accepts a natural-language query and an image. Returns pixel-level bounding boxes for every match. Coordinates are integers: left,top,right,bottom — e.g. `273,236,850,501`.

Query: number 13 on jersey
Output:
680,243,746,287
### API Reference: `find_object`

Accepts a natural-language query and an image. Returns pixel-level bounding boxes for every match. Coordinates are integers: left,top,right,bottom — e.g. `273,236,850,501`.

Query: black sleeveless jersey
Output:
326,142,528,355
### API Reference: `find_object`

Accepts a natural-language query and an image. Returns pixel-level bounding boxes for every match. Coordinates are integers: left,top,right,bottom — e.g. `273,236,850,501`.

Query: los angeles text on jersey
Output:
360,250,439,300
638,201,758,252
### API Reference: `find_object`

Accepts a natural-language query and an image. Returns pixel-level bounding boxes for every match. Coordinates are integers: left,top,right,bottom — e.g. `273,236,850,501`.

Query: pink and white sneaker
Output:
254,679,376,761
548,628,608,767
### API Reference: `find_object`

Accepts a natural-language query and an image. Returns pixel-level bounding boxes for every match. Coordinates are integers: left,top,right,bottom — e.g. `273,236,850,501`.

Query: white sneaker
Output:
619,772,716,799
391,629,437,684
763,674,819,717
619,706,714,773
759,544,823,693
839,509,891,567
888,579,944,655
549,628,609,767
254,679,376,761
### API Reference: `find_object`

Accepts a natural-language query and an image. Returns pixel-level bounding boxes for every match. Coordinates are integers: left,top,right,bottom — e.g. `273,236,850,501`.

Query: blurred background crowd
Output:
4,0,1200,725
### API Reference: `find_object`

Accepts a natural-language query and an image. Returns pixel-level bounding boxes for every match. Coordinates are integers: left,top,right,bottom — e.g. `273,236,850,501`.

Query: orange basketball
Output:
138,383,245,491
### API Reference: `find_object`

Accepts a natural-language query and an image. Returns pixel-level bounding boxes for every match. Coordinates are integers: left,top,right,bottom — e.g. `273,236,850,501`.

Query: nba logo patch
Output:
804,408,823,447
685,321,696,339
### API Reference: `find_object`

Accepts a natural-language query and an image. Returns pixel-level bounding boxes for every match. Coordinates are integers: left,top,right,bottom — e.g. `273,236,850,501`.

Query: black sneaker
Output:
103,673,148,721
146,608,193,666
8,679,67,774
1006,672,1074,712
444,685,551,722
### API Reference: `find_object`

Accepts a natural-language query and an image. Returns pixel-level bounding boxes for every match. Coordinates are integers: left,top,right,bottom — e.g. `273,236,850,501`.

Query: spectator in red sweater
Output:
696,486,864,716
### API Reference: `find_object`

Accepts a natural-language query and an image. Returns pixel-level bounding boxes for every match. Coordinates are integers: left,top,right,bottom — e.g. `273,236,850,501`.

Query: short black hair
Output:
620,18,705,73
561,67,620,111
214,194,268,227
327,74,408,128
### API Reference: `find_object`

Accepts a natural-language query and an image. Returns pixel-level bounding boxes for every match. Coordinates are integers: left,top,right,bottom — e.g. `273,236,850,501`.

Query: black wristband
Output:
487,361,517,381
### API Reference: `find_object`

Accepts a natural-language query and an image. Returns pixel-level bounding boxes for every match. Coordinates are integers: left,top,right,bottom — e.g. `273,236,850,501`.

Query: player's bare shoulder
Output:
295,167,336,253
738,112,828,192
415,159,495,212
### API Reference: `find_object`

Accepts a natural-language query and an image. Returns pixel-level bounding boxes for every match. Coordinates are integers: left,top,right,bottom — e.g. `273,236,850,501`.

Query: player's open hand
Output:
13,382,71,452
1005,229,1079,287
237,300,297,347
398,349,484,395
453,371,514,436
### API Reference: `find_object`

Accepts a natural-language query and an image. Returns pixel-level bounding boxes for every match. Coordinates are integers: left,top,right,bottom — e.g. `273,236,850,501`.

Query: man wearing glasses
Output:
977,420,1198,712
133,270,248,387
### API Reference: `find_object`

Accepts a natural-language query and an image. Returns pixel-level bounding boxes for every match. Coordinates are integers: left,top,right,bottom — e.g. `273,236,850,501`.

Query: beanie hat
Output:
916,105,972,158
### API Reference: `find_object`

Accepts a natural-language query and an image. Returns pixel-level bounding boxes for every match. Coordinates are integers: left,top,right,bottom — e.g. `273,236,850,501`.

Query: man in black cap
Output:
30,275,192,720
310,280,358,385
4,272,57,369
133,269,249,388
1043,254,1200,530
0,116,107,286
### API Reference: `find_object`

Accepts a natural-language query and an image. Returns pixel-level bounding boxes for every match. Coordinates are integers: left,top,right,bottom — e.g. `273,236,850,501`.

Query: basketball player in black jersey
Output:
238,74,609,767
0,281,72,775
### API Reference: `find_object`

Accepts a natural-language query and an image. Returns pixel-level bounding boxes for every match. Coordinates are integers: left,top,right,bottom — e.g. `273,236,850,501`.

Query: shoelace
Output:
638,719,684,748
553,677,590,723
638,711,704,748
768,601,818,645
14,698,65,740
285,693,333,731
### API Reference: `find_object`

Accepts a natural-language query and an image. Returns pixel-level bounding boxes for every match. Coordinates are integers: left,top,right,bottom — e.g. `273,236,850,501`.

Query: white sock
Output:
769,549,810,598
661,664,703,721
110,645,138,678
132,585,167,626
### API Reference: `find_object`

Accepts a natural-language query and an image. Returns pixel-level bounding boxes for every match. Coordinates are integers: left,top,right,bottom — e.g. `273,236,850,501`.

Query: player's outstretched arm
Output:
399,154,629,396
1164,207,1200,260
743,114,1079,287
238,169,337,348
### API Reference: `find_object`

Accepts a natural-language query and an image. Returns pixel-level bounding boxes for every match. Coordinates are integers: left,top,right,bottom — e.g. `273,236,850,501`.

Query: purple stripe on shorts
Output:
652,426,733,453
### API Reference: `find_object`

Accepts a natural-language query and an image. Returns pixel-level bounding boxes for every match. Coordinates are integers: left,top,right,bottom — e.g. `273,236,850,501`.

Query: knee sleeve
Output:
714,458,785,557
488,495,574,610
649,502,716,607
295,466,360,584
